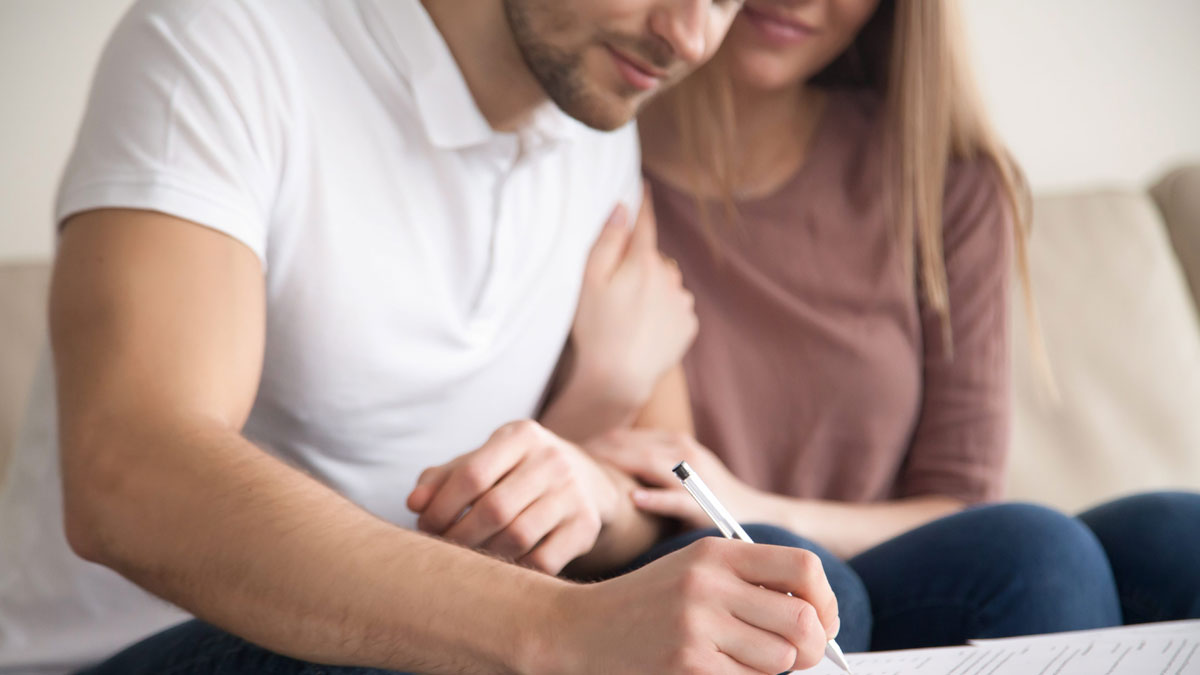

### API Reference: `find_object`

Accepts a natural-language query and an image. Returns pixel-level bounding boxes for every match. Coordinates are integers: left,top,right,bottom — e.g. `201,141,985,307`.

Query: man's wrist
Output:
506,577,581,675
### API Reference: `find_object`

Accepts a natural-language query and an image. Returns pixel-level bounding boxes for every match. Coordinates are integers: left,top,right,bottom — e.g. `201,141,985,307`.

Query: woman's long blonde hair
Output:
661,0,1042,365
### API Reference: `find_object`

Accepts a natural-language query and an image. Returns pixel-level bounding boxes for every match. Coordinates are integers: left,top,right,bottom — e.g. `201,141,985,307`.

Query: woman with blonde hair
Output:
574,0,1200,652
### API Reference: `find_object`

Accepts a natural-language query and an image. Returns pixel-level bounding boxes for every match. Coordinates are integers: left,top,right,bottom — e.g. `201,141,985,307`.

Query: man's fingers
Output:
406,483,436,513
487,487,571,563
416,432,528,534
712,650,772,675
519,506,600,574
442,453,556,548
727,582,830,670
724,543,840,641
714,618,804,675
584,205,631,283
407,465,452,513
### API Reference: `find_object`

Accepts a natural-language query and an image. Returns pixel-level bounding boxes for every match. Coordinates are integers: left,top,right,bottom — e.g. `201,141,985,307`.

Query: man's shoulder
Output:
113,0,320,68
121,0,316,30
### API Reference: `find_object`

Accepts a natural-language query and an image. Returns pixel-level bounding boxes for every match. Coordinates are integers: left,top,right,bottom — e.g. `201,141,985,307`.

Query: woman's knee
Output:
958,503,1121,625
966,503,1113,581
1077,491,1200,621
1078,491,1200,542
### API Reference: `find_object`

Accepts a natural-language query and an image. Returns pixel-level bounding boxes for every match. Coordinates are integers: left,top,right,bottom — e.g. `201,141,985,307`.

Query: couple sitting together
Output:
1,0,1197,673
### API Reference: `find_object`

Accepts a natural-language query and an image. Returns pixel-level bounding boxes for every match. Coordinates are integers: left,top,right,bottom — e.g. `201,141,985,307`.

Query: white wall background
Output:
2,0,1199,262
961,0,1200,193
1,0,134,263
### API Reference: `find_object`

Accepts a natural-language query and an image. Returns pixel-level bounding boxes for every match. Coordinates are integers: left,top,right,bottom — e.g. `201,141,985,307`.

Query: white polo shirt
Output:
0,0,640,671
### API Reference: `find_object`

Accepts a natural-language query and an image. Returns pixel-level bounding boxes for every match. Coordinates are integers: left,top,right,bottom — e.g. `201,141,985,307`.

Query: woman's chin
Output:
729,57,807,94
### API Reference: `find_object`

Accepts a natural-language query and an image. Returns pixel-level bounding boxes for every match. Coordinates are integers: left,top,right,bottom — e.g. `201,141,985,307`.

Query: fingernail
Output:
830,615,841,639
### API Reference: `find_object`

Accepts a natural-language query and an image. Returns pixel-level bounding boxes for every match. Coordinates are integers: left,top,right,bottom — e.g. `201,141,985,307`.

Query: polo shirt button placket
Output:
468,135,523,339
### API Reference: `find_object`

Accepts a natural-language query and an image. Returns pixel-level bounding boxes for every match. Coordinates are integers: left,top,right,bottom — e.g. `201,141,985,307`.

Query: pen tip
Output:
826,639,853,673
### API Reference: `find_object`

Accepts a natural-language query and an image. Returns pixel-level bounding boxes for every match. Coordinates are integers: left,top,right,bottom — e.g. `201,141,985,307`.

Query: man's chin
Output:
558,90,649,131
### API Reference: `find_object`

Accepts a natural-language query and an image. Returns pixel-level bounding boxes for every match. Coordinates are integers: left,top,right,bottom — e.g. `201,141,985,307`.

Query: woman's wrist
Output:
743,488,808,534
540,355,646,443
567,352,652,413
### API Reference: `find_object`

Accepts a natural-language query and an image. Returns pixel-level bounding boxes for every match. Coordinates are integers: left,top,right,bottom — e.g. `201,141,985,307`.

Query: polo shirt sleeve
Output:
55,1,288,266
895,159,1014,504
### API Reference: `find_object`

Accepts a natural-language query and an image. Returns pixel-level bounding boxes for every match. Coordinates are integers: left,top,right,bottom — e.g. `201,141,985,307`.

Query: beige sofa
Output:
0,261,50,484
3,167,1200,511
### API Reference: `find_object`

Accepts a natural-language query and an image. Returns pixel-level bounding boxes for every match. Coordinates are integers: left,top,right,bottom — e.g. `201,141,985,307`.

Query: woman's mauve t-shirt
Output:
651,90,1012,504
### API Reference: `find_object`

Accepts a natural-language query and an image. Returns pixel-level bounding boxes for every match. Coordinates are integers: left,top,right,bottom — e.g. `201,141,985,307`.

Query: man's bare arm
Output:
52,209,564,673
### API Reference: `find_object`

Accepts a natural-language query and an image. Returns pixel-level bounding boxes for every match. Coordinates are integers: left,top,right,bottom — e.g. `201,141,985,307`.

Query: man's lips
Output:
606,44,667,92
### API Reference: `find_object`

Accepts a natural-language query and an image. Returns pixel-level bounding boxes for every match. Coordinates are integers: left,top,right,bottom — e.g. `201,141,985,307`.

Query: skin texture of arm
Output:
52,209,570,673
540,195,697,444
54,208,841,674
756,494,965,559
594,430,967,560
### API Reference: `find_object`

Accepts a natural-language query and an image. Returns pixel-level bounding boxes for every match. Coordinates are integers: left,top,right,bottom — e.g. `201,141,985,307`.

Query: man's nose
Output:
649,0,710,66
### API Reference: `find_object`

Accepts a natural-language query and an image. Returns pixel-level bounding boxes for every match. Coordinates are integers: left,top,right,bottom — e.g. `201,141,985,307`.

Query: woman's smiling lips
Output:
741,3,818,46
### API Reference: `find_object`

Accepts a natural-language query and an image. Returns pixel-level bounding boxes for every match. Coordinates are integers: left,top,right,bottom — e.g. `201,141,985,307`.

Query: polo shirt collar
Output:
365,0,585,151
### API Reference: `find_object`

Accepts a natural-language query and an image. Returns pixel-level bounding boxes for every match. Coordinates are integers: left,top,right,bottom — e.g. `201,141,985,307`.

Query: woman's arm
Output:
541,359,694,442
754,494,965,559
896,159,1014,504
632,365,695,434
593,433,964,558
597,161,1016,559
540,192,698,443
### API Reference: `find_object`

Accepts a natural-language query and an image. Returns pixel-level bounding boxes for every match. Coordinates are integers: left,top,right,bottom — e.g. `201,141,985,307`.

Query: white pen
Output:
673,461,854,675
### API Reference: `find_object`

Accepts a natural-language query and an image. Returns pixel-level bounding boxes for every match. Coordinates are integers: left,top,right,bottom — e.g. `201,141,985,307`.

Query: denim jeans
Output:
80,491,1200,674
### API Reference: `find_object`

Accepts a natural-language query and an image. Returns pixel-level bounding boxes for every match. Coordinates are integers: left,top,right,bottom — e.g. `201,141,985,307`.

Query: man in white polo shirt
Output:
0,1,842,673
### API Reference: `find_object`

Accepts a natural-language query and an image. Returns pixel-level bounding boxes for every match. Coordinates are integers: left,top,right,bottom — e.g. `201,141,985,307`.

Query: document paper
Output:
793,620,1200,674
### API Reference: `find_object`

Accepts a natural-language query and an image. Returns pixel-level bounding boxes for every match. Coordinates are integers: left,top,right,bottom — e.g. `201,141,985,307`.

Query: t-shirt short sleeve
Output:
55,0,291,267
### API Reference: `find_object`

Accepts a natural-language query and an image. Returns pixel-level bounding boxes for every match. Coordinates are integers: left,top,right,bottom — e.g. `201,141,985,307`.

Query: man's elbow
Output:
59,428,137,566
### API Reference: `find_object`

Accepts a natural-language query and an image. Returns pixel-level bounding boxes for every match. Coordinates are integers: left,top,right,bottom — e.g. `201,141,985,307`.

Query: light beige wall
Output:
2,1,1200,261
0,0,135,263
961,0,1200,192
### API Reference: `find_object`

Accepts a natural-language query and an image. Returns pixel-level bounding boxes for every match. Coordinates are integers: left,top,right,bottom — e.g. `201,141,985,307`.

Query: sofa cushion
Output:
0,261,51,483
1152,166,1200,316
1008,189,1200,513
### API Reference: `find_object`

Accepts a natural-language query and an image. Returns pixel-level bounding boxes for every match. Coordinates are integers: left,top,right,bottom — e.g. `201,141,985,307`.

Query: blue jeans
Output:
636,503,1123,652
1076,491,1200,623
80,492,1200,673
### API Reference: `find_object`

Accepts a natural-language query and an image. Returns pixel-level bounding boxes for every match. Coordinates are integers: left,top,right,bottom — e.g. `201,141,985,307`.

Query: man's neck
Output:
421,0,548,133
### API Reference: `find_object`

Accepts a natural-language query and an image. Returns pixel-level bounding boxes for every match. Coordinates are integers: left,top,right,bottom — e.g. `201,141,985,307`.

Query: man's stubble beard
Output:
502,0,634,131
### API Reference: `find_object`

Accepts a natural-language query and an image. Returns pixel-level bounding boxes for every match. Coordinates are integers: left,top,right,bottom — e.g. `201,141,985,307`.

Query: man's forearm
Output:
63,418,566,674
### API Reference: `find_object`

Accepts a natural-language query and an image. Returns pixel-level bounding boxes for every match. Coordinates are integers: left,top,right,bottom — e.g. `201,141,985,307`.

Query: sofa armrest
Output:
1153,165,1200,318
